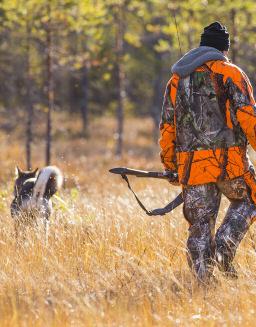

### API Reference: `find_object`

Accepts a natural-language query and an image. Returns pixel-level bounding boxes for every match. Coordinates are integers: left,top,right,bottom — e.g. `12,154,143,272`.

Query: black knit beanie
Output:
200,22,230,52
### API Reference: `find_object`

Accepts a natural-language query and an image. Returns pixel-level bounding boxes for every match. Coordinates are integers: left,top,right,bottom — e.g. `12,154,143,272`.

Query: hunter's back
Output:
175,64,247,153
160,59,256,185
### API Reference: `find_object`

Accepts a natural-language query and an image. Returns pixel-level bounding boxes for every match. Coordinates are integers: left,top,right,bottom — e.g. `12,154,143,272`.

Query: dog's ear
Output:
31,168,39,176
15,166,23,177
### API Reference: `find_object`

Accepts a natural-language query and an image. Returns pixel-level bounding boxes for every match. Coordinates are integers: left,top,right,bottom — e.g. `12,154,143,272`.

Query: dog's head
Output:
14,167,38,197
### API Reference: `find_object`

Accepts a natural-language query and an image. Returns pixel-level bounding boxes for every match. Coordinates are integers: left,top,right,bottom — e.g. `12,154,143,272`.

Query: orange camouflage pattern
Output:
159,60,256,187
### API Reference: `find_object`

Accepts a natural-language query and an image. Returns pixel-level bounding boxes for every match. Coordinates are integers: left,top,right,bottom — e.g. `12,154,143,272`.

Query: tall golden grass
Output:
1,114,256,326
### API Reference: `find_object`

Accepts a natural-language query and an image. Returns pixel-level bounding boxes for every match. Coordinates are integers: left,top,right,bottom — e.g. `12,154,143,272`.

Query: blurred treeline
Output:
0,0,256,162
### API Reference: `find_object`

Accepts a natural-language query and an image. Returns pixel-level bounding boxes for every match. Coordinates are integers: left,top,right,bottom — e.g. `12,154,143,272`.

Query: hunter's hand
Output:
164,170,179,185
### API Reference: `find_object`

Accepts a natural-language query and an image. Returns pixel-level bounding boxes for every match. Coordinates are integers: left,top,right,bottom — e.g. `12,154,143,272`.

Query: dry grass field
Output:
1,113,256,326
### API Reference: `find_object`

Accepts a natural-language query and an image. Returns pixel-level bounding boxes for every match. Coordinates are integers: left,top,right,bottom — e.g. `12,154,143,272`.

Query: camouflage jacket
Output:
159,60,256,185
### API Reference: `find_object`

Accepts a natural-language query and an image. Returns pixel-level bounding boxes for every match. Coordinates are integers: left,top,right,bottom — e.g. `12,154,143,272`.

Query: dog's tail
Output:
32,166,63,201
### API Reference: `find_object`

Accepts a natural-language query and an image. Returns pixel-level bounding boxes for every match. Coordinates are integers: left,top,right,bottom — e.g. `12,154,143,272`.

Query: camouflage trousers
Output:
183,176,256,281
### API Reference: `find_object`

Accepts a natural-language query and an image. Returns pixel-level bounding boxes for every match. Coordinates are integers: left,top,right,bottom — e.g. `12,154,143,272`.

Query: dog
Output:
11,166,63,242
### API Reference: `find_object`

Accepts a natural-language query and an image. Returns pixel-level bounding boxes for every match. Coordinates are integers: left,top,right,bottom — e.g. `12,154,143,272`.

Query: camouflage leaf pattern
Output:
183,176,256,281
159,61,256,185
175,70,247,153
160,82,174,126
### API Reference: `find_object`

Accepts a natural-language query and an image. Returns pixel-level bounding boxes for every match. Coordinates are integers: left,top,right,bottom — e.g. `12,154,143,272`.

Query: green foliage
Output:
1,0,256,123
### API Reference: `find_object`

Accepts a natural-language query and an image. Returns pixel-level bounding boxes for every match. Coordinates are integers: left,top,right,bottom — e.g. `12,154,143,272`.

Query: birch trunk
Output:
115,2,125,157
25,19,33,170
46,0,54,166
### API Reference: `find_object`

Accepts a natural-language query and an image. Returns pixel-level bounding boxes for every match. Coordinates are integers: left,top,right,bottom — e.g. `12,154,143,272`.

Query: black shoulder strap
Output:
121,174,183,216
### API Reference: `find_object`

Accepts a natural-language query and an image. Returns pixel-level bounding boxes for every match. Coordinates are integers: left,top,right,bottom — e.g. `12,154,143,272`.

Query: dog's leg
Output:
14,219,19,245
44,219,49,246
43,200,52,246
14,219,26,247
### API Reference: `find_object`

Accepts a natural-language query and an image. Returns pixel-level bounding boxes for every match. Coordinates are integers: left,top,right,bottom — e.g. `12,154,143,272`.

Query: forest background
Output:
1,0,256,165
0,1,256,326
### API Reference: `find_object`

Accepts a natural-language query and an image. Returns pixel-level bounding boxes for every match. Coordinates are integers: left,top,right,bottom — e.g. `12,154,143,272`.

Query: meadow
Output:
1,113,256,326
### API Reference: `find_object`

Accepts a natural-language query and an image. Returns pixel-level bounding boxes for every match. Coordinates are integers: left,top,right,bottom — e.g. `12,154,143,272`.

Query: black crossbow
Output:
109,167,183,216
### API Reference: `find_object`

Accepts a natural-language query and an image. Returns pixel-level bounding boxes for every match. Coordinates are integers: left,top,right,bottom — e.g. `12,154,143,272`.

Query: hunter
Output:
160,22,256,281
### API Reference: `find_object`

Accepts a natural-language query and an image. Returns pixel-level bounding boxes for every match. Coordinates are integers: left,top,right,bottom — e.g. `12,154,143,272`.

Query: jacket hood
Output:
171,46,228,78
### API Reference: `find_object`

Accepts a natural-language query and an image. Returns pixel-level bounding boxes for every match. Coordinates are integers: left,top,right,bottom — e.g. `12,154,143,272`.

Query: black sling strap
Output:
121,174,183,216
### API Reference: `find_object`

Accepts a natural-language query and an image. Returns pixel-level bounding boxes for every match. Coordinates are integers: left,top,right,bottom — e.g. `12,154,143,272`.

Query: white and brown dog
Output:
11,166,63,241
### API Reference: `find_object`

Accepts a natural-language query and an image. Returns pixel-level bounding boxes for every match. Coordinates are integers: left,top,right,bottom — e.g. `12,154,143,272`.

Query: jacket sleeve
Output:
225,68,256,150
159,75,178,171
